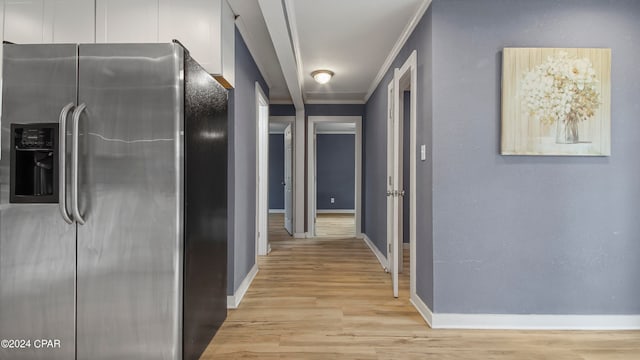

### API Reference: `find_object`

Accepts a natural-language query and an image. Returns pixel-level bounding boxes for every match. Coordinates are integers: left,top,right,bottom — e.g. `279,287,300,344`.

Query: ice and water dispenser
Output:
10,123,59,203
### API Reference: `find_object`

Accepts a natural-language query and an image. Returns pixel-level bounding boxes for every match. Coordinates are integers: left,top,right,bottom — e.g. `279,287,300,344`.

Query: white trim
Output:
395,51,419,303
364,0,431,102
307,116,363,238
305,99,366,105
403,242,410,249
362,234,388,271
258,0,304,110
269,209,285,214
270,116,295,124
431,314,640,330
255,82,270,257
227,264,259,309
270,99,294,105
294,110,306,235
410,293,434,328
316,130,356,135
293,232,308,239
283,0,306,101
406,295,640,330
316,209,355,214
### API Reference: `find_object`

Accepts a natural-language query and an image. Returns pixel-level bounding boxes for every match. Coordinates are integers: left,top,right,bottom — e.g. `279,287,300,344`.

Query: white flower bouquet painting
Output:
501,48,611,156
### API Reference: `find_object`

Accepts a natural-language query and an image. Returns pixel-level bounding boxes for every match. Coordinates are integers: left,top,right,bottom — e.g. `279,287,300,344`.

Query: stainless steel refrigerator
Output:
0,42,228,360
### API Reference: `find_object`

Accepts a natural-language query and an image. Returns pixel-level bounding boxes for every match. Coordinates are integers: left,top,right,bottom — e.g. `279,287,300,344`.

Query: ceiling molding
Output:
316,130,356,135
233,15,274,89
270,99,295,105
270,116,296,123
363,0,432,102
283,0,306,101
304,99,366,105
258,0,305,110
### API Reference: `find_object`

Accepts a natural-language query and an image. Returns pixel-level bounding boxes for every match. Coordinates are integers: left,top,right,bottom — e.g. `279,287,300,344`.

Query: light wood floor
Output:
201,217,640,359
315,213,355,237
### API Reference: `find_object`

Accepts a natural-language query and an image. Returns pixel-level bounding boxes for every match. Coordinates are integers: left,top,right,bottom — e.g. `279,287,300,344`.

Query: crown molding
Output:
364,0,432,102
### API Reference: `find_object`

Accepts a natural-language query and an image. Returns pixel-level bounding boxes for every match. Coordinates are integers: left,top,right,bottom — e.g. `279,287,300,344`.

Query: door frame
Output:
255,82,270,257
307,116,362,238
386,51,418,299
269,115,296,234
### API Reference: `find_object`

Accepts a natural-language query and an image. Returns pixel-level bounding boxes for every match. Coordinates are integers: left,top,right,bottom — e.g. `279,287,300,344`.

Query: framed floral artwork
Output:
501,48,611,156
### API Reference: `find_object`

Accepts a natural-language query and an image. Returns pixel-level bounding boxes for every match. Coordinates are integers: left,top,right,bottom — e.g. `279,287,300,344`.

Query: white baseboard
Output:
269,209,285,214
410,293,433,328
403,242,409,249
407,287,640,330
293,232,308,238
431,313,640,330
316,209,355,214
227,264,259,309
355,233,364,239
362,234,388,270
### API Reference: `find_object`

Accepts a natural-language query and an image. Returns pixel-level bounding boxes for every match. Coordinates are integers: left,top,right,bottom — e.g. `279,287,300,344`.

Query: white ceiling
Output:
229,0,427,104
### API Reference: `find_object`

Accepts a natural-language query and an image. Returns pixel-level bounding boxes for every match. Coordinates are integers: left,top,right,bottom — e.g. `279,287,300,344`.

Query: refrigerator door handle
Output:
71,103,87,225
58,102,75,224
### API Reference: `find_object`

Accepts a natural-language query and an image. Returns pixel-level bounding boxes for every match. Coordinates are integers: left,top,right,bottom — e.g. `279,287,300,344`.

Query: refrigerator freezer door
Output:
75,44,184,360
0,44,77,360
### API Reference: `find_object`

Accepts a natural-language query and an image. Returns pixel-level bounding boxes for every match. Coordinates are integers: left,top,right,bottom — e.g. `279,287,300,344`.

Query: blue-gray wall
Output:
269,134,285,210
403,91,410,244
364,6,434,308
317,134,355,210
228,28,269,295
431,0,640,315
270,104,295,116
365,0,640,315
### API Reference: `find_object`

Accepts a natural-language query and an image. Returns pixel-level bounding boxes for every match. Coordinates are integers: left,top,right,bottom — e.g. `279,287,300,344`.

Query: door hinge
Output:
388,243,392,254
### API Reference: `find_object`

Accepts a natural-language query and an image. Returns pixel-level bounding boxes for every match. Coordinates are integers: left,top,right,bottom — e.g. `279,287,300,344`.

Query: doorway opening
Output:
267,116,295,243
315,123,356,237
307,116,362,238
386,51,417,300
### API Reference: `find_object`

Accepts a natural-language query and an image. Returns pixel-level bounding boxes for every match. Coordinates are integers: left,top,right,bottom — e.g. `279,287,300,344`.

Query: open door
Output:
283,124,293,235
386,69,402,298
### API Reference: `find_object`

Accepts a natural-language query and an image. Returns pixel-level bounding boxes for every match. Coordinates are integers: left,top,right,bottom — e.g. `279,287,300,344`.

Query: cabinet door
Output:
96,0,159,43
43,0,96,43
4,0,45,44
159,0,235,87
159,0,219,72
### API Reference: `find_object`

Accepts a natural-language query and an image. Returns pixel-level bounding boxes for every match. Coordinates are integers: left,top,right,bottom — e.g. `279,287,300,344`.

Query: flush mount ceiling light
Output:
311,70,334,84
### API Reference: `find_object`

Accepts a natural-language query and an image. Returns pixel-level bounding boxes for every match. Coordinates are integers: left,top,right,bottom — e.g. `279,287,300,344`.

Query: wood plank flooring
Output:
315,213,355,237
200,215,640,359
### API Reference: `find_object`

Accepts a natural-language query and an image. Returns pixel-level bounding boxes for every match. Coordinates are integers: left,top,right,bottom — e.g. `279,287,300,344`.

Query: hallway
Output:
200,235,639,359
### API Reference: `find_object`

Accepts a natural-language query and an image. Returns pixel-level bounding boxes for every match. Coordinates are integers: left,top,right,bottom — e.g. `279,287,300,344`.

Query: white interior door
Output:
386,69,404,298
396,85,405,275
283,124,293,235
256,84,269,255
312,130,318,236
386,76,399,298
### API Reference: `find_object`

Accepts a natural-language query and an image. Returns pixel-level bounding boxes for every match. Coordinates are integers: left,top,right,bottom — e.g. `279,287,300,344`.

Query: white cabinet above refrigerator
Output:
95,0,236,88
3,0,95,44
159,0,235,88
